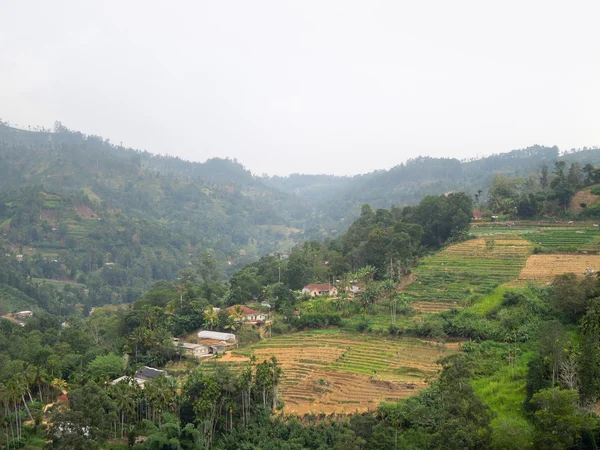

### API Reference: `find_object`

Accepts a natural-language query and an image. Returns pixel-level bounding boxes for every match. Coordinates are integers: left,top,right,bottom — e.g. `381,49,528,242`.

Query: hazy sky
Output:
1,1,599,176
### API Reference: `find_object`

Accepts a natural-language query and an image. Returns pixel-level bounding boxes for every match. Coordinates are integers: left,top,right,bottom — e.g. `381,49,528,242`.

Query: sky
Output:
1,1,599,176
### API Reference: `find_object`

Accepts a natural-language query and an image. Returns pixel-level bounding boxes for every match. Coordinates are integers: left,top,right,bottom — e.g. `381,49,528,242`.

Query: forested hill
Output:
265,145,600,235
0,122,311,313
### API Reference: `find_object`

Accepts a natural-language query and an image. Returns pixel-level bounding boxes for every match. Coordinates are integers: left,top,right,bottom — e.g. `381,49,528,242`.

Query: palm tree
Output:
50,378,67,395
111,381,134,437
356,265,377,284
175,282,187,308
203,307,218,330
230,305,245,323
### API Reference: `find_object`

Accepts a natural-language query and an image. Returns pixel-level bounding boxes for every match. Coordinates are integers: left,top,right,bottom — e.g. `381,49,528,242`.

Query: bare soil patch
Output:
570,189,600,211
73,203,98,219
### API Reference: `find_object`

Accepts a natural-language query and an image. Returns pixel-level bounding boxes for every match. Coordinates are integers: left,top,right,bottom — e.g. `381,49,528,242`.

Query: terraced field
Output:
472,222,600,252
517,254,600,282
226,330,457,414
524,228,600,252
404,235,532,304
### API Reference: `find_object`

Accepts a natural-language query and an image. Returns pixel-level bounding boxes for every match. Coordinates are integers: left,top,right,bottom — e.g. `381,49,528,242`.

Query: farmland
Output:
222,330,458,414
517,254,600,283
209,220,600,417
403,235,532,304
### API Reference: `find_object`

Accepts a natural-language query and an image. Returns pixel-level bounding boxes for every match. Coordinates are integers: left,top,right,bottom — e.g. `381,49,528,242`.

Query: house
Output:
227,305,268,322
473,209,484,221
347,285,361,295
14,310,33,319
174,340,211,358
112,366,167,388
302,283,338,298
135,366,167,382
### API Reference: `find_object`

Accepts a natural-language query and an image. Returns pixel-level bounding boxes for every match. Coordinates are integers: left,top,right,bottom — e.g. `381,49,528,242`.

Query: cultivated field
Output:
517,254,600,282
224,330,457,414
403,235,532,304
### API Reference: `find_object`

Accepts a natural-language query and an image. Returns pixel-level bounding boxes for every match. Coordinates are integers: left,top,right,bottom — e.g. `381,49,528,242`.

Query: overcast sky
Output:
1,1,599,176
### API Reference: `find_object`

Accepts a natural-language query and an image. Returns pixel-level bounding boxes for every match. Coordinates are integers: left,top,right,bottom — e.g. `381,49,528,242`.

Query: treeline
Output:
486,161,600,218
231,193,473,303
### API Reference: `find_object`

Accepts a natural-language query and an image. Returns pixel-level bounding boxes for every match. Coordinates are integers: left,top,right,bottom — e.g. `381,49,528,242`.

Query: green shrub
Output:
295,312,342,329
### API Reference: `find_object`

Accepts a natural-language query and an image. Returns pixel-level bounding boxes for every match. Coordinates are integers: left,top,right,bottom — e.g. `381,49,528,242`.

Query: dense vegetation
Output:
4,120,600,448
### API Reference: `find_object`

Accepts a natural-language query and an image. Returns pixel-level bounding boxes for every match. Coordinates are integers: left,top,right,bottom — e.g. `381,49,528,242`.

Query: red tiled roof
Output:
227,305,259,315
303,283,335,291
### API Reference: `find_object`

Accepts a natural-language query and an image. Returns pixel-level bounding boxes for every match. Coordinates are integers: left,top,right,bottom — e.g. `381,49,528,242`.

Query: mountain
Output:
0,122,311,312
3,119,600,314
265,145,600,237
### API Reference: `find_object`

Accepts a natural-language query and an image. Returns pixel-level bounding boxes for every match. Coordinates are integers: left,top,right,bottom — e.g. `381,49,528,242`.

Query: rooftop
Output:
227,305,260,315
303,283,335,291
197,330,236,341
135,366,167,380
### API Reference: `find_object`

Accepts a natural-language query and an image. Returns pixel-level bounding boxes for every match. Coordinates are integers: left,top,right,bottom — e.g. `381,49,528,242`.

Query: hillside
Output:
3,120,600,315
266,146,600,236
0,122,312,312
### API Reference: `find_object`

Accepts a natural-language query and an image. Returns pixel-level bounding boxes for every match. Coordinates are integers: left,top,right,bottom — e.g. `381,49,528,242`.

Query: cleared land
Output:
569,187,600,211
222,331,457,414
517,254,600,282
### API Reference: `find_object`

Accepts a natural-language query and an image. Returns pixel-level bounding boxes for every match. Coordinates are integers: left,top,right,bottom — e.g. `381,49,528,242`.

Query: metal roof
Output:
197,330,236,341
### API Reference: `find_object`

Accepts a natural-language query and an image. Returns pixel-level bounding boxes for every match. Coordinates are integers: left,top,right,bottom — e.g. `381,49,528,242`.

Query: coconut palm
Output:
50,378,67,394
203,306,218,330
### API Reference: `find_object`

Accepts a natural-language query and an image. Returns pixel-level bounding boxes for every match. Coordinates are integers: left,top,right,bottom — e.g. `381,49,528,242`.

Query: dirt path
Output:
395,273,416,292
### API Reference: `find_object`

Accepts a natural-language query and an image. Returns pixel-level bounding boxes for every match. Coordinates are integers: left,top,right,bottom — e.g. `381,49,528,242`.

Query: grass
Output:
472,350,535,449
466,287,507,316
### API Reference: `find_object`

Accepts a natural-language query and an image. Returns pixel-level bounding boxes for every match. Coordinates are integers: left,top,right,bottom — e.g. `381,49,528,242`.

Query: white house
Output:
227,305,268,322
302,283,338,298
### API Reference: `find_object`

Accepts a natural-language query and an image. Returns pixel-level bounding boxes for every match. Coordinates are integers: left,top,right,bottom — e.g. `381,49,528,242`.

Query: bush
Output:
387,324,404,336
355,317,371,333
295,312,342,329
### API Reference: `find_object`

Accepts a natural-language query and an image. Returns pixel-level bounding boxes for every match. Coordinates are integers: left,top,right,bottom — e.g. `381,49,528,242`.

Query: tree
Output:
530,388,594,449
203,307,218,331
87,353,124,380
578,332,600,405
538,321,566,387
551,273,594,323
540,164,549,191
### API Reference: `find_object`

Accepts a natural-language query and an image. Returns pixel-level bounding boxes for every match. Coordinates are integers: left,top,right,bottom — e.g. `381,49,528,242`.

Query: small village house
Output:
135,366,167,382
14,310,33,319
197,330,237,352
227,305,268,322
302,283,338,297
173,339,211,358
112,366,167,388
473,209,484,220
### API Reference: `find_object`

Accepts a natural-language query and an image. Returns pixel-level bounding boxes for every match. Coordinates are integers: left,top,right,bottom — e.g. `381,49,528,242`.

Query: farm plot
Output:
228,331,456,414
403,235,532,304
517,254,600,283
523,228,600,252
